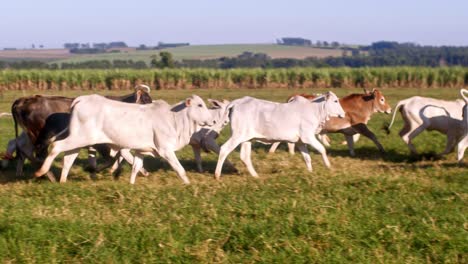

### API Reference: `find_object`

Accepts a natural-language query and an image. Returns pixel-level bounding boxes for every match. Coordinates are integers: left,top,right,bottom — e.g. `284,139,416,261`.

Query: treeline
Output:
1,67,467,90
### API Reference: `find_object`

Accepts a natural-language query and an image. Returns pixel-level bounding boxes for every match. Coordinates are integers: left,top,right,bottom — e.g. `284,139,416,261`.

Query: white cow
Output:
35,94,214,184
108,99,235,174
386,95,465,156
457,89,468,162
214,92,346,179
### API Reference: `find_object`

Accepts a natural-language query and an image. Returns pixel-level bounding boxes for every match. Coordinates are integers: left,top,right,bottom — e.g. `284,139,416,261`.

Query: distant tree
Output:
31,44,35,49
316,41,322,47
159,51,175,68
280,37,312,46
331,41,340,48
323,41,329,47
64,43,80,49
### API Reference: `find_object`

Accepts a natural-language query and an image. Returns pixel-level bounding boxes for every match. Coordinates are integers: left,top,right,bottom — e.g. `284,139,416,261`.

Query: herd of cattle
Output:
0,85,467,184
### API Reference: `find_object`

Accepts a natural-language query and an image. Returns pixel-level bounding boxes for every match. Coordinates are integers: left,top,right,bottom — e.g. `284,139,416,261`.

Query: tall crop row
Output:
0,67,467,90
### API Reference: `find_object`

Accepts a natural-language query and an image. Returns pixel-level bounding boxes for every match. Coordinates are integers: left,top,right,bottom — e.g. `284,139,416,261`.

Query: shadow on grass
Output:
0,157,105,184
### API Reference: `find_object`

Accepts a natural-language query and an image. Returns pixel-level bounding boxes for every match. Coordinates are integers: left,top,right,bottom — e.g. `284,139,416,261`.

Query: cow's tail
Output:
383,99,407,134
461,88,468,104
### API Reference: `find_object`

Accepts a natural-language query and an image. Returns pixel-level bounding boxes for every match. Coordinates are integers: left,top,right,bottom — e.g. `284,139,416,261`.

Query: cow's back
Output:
70,95,170,149
229,97,314,140
402,96,464,133
12,95,73,143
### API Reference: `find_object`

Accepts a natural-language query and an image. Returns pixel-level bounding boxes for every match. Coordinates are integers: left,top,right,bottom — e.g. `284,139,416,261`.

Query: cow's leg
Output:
268,142,280,154
296,143,312,172
191,145,204,173
404,124,428,155
60,149,80,183
204,137,238,172
119,149,149,176
341,134,360,145
345,134,356,156
457,135,467,163
302,135,331,168
15,153,26,178
318,134,331,147
287,143,295,155
353,133,361,143
399,117,419,155
352,124,385,153
35,138,85,178
239,141,258,177
129,153,144,185
215,137,245,179
87,146,97,180
158,149,190,184
440,132,458,156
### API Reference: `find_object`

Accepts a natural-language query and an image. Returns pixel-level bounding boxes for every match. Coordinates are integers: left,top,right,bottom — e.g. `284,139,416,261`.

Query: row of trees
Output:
277,38,342,48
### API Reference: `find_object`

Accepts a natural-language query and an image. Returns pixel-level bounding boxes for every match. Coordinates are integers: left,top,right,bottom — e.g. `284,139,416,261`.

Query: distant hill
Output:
0,44,344,64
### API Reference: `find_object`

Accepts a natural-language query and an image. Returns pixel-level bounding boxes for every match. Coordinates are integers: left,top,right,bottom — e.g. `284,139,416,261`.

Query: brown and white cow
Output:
7,85,152,179
269,89,392,156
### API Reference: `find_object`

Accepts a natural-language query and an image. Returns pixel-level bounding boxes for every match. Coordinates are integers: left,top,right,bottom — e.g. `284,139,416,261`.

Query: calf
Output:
386,95,465,156
9,85,152,179
215,92,345,179
457,89,468,162
35,95,214,184
269,89,392,156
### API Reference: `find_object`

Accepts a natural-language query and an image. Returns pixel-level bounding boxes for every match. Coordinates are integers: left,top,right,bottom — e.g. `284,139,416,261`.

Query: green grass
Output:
53,44,343,64
0,88,466,262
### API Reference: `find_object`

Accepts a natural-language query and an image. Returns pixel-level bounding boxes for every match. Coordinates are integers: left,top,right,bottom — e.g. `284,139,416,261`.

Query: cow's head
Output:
185,95,215,126
322,91,346,118
207,99,231,132
364,88,392,114
134,84,153,104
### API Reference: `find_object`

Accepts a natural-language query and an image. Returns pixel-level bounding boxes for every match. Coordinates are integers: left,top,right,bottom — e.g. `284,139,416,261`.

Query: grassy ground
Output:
0,87,466,263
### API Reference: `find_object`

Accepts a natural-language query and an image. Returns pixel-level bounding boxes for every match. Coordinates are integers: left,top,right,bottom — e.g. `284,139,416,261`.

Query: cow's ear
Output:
325,92,331,100
371,88,376,93
223,99,230,104
208,99,222,108
185,98,191,107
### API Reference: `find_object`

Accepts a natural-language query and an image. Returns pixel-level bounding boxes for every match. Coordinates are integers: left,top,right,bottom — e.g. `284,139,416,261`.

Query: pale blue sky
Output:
1,0,467,49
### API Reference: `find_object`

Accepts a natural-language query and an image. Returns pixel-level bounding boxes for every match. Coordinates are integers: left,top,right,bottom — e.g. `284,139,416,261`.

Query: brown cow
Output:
8,85,152,180
269,89,392,156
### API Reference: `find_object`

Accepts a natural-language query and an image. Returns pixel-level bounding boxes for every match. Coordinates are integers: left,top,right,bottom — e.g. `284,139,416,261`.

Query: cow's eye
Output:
198,104,203,107
334,100,338,103
380,98,385,102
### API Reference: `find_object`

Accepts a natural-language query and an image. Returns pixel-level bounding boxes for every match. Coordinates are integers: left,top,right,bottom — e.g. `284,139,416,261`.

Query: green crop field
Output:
0,87,466,262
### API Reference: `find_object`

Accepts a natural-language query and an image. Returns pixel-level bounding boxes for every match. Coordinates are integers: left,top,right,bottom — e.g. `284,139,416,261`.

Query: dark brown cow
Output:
270,89,392,156
9,85,152,179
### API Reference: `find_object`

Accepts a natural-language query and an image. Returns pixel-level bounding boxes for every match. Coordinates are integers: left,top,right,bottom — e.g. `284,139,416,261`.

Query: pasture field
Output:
0,87,466,263
0,44,343,64
53,44,343,65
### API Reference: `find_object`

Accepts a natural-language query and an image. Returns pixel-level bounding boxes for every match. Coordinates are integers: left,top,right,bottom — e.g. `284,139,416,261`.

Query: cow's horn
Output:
135,84,150,93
